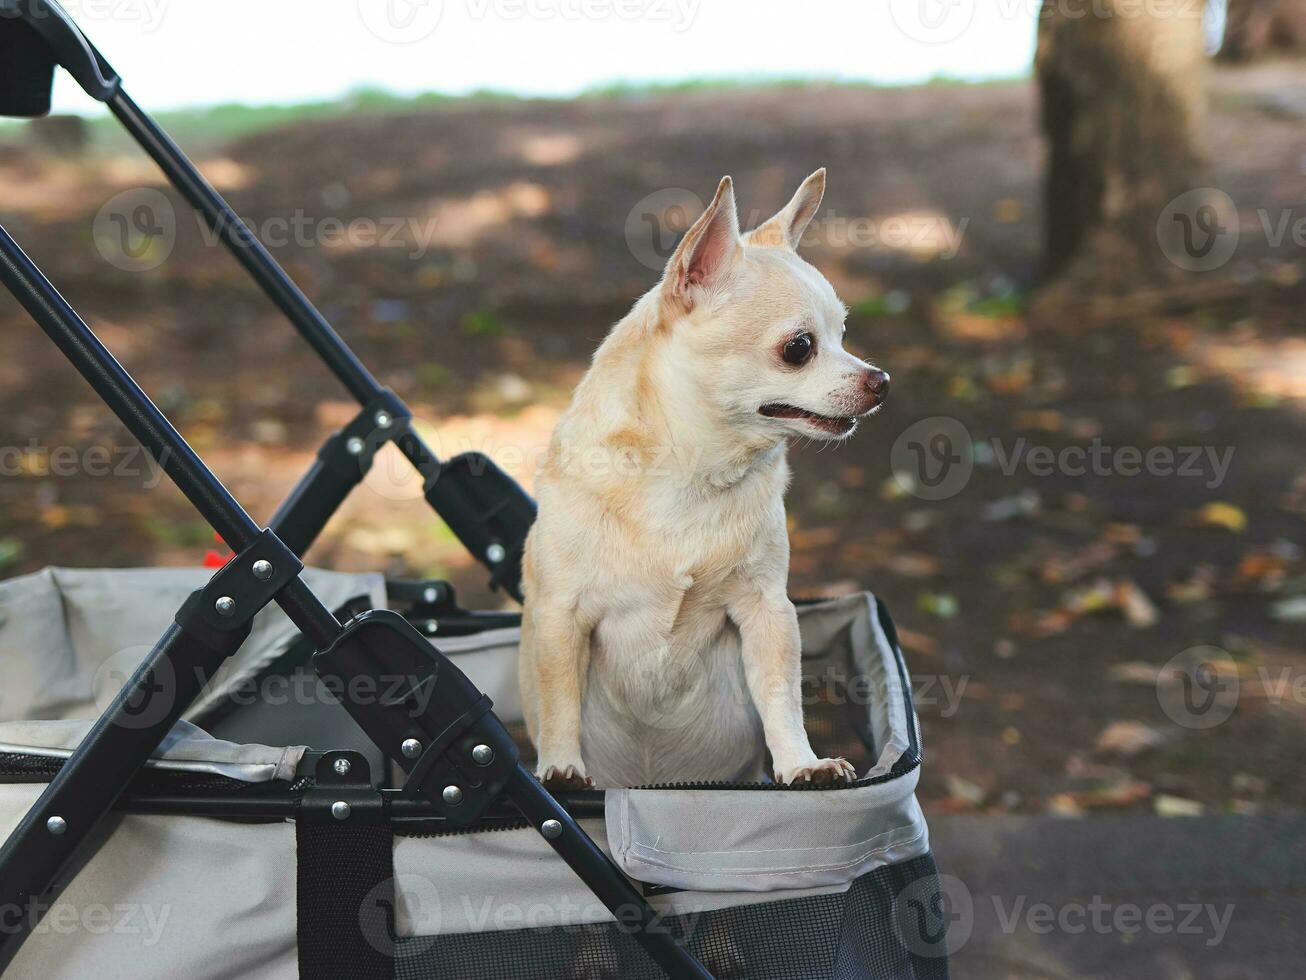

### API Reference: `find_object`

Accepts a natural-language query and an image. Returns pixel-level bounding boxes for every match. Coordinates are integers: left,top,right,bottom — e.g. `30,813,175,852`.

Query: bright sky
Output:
49,0,1042,114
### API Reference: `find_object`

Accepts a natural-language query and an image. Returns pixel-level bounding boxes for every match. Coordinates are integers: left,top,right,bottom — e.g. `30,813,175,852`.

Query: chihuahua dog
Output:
519,170,889,790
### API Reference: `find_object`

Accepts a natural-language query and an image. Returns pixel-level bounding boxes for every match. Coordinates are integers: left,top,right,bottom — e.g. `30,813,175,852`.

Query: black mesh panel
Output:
394,854,948,980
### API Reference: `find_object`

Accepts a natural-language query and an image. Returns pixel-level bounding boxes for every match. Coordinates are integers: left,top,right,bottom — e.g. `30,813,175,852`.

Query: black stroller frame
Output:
0,2,714,977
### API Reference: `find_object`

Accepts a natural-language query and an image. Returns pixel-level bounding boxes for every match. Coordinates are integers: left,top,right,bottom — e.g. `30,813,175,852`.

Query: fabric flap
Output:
606,769,929,893
0,718,304,782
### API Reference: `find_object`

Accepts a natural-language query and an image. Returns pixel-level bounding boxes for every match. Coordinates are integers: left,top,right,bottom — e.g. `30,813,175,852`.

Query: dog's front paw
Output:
777,757,857,787
537,761,595,791
704,942,747,978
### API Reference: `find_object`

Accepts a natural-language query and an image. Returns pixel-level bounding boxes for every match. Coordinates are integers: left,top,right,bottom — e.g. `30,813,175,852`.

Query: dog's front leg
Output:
731,589,856,786
530,601,596,790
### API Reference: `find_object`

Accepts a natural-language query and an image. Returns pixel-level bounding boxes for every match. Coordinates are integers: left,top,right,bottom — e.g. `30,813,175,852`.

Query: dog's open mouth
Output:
759,403,859,435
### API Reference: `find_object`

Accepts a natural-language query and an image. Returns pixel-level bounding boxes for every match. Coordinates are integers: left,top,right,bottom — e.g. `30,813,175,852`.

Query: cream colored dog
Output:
519,170,889,790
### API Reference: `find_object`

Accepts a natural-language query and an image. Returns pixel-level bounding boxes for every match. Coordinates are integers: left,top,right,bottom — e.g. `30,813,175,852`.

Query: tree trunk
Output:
1219,0,1306,62
1036,0,1210,295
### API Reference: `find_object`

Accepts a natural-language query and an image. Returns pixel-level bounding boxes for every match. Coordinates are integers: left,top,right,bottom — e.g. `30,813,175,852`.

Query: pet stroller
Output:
0,3,949,977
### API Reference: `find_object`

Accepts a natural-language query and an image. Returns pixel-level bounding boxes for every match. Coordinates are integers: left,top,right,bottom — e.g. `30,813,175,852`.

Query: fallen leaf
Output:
1059,779,1152,811
1013,409,1063,432
1061,578,1116,616
1109,662,1160,685
1046,793,1085,818
1195,502,1248,533
1232,772,1267,798
944,775,986,808
1096,721,1167,758
918,592,959,619
791,527,841,550
881,474,912,501
1009,608,1073,638
895,627,938,656
981,489,1041,522
945,374,980,400
1165,564,1217,603
1040,541,1117,585
885,553,942,578
0,538,22,572
1103,523,1142,545
1270,596,1306,622
1154,794,1205,818
1116,580,1160,629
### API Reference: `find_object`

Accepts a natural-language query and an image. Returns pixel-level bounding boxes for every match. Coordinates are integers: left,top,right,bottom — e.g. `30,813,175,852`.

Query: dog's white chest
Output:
579,585,765,786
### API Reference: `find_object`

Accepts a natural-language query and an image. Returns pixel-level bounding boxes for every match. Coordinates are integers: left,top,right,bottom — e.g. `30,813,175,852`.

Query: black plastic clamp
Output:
318,389,412,478
0,0,119,104
175,528,304,652
314,610,521,827
299,750,384,823
405,439,536,600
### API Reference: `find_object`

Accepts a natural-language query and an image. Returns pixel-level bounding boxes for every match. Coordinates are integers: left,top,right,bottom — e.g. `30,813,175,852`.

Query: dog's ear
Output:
746,168,825,251
662,176,741,309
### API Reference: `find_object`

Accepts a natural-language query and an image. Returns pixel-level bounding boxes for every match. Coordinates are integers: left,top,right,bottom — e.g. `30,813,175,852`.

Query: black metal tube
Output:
118,790,605,822
105,89,383,405
505,766,715,980
268,455,354,557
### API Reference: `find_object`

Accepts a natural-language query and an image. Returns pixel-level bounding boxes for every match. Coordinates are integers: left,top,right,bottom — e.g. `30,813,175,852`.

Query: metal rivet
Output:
422,586,439,604
331,801,351,820
374,410,393,430
424,620,439,635
486,543,506,564
401,738,422,759
332,757,352,776
214,596,236,616
442,785,463,806
540,819,563,840
251,559,273,581
345,436,366,456
46,815,67,836
471,744,494,766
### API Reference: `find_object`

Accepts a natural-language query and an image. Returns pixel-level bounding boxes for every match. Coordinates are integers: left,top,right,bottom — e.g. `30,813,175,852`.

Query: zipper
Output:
394,816,532,839
629,756,920,793
0,751,298,795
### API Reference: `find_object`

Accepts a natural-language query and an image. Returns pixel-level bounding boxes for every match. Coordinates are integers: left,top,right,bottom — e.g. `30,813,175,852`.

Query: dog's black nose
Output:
864,368,890,403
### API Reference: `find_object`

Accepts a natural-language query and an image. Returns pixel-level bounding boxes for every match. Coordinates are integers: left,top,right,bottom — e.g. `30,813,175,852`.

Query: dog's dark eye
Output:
782,333,814,366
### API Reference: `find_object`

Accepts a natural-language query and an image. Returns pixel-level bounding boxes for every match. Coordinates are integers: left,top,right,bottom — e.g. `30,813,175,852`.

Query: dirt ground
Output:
1,65,1304,820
